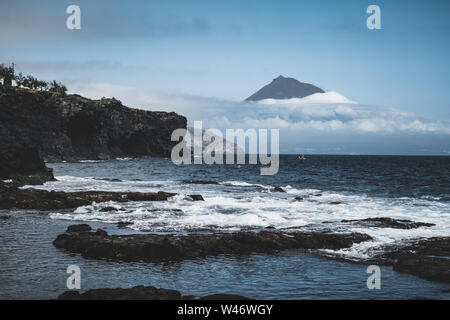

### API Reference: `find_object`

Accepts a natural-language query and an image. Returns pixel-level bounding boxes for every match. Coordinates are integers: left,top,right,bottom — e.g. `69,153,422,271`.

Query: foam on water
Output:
38,174,450,261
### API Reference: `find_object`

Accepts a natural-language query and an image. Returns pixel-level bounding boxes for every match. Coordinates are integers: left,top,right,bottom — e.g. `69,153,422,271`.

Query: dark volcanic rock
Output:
341,217,435,229
187,194,204,201
182,180,219,185
290,232,371,250
199,294,252,300
53,227,372,262
0,187,177,210
381,237,450,283
67,224,92,233
0,144,54,186
59,285,186,300
270,187,285,193
99,206,118,212
117,221,133,228
245,75,324,101
58,286,252,300
0,87,186,161
94,178,122,182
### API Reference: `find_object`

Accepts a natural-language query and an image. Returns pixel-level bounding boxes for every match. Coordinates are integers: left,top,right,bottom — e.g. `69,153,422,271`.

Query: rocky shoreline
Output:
52,220,449,285
0,186,205,210
0,144,54,187
379,237,450,283
0,86,186,186
53,224,372,262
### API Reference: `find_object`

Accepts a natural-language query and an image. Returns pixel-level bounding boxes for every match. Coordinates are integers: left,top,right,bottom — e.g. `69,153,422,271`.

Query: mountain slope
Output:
245,75,324,101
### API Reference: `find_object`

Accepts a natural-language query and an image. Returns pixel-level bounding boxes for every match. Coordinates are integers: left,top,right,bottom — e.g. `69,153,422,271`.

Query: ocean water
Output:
1,155,449,299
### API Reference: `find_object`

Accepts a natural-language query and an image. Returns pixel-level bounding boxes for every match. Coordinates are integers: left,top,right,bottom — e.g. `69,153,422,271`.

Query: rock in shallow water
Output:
341,217,435,229
58,285,251,300
0,187,178,210
380,237,450,283
99,206,119,212
182,180,219,185
66,224,92,233
53,225,372,262
0,144,54,187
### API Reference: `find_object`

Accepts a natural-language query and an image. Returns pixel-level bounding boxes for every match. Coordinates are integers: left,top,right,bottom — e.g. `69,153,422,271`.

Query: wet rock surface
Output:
0,187,178,210
58,285,251,300
380,237,450,283
182,180,219,185
53,224,372,262
199,294,252,300
0,144,54,186
341,217,435,229
187,194,204,201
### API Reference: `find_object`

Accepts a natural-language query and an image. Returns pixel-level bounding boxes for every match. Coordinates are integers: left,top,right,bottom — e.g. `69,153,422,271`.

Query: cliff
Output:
0,87,186,162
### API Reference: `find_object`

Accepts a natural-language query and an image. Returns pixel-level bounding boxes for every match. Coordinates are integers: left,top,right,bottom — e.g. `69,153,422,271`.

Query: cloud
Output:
258,91,357,105
66,80,450,154
68,81,450,135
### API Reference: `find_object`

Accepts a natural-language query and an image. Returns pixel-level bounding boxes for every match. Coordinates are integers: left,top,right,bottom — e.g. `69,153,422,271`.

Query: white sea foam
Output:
27,175,449,260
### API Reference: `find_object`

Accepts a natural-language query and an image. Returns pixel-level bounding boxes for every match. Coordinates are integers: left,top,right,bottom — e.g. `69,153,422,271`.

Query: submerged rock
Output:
94,178,122,182
58,285,251,300
117,221,133,228
187,194,204,201
99,206,118,212
0,187,178,210
381,237,450,283
341,217,435,229
53,225,372,262
199,294,252,300
182,180,219,185
66,224,92,233
59,285,186,300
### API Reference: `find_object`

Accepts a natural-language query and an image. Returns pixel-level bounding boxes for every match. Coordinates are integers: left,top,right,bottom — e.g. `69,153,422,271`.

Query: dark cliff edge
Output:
0,87,186,185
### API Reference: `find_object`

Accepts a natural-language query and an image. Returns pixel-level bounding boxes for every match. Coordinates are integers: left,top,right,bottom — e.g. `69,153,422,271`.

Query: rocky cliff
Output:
0,87,186,162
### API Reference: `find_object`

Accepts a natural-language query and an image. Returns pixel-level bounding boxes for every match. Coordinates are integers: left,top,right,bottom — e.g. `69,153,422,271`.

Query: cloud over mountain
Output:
69,80,450,154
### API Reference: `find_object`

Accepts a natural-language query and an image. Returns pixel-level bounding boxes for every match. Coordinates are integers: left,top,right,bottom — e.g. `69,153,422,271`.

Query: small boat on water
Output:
298,154,307,160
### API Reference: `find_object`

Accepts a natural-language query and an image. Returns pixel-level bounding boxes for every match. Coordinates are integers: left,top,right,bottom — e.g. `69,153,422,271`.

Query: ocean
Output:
1,155,449,299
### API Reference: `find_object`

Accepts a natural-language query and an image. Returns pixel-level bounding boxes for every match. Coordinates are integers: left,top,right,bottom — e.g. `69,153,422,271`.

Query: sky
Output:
1,0,450,154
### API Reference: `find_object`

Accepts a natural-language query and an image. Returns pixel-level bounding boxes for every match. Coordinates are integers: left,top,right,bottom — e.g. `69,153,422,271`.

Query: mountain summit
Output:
245,75,324,101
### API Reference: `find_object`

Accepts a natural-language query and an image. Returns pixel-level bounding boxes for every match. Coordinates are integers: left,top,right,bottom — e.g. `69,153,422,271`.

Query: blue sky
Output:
1,0,449,154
